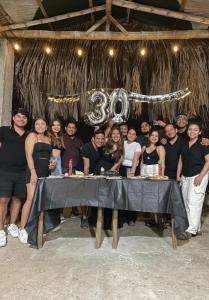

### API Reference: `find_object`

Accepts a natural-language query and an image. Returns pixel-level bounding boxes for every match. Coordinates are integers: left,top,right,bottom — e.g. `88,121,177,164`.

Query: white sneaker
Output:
0,230,7,247
7,224,19,238
18,229,28,244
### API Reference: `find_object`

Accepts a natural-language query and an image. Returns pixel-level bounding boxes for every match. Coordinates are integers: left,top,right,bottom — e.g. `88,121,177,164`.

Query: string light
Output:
173,45,179,53
108,48,114,57
140,48,146,56
77,48,83,56
45,47,52,54
14,43,20,51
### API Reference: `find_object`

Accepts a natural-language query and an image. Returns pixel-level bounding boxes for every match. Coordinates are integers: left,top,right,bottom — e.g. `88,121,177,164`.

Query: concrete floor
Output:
1,208,209,300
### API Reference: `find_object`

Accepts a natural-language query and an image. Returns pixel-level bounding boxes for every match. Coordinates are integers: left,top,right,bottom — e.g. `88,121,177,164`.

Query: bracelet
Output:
30,168,35,171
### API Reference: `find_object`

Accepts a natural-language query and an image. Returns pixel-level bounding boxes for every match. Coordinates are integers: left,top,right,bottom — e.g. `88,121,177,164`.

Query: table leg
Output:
112,209,118,249
171,216,177,249
95,208,103,249
37,211,44,249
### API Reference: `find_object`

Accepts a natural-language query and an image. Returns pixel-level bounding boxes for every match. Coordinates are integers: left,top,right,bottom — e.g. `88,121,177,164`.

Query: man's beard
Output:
167,134,177,141
142,131,149,136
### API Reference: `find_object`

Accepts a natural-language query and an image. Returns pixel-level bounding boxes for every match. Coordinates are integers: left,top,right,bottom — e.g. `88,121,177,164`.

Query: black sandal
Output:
177,232,191,240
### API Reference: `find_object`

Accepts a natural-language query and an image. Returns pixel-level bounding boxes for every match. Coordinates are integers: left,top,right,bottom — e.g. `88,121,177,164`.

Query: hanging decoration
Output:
128,88,191,103
84,88,190,126
109,89,129,123
48,95,80,103
84,90,109,126
47,88,191,126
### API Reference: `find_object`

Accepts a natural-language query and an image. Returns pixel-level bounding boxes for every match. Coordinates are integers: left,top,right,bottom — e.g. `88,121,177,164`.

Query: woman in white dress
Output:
120,128,142,225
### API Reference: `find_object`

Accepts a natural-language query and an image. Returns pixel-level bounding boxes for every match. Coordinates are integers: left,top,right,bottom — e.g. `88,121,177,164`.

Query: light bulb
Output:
109,48,114,57
77,48,83,56
140,48,146,56
14,43,20,51
45,47,51,54
173,45,179,53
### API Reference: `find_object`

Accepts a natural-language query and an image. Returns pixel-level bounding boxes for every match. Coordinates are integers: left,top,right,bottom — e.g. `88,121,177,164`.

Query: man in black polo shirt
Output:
164,123,186,179
78,130,105,228
0,108,28,247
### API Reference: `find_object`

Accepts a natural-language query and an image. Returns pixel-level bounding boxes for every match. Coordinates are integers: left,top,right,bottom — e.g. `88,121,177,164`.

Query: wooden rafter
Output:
180,0,188,12
36,0,53,30
0,4,15,38
112,0,209,25
106,0,112,31
108,15,128,34
126,0,133,23
88,0,95,23
86,16,107,34
0,5,105,32
10,29,209,40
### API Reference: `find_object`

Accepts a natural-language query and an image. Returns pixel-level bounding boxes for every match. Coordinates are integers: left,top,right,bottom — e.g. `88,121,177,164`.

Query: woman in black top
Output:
49,119,65,175
96,125,124,174
91,126,124,229
177,122,209,239
141,129,165,176
19,118,56,244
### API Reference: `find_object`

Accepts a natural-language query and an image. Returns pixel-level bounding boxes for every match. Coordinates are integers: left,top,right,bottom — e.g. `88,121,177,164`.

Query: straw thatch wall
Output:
13,35,209,124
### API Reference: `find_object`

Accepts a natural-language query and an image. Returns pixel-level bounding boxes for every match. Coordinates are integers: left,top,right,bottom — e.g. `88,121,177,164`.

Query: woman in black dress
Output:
92,126,124,229
19,117,56,243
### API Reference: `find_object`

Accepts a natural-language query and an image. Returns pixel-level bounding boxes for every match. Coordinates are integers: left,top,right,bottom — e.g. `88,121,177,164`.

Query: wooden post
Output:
0,39,14,126
63,207,72,218
37,211,44,249
112,209,118,249
95,208,103,249
171,216,177,249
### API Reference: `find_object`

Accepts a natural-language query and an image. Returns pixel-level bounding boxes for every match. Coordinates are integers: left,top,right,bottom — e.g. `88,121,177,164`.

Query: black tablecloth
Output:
27,177,188,246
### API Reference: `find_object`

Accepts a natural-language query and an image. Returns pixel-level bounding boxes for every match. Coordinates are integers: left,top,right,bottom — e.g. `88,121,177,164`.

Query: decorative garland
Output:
47,88,191,103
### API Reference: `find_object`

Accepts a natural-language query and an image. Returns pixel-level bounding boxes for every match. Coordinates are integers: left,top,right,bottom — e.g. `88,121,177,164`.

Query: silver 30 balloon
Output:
84,88,190,126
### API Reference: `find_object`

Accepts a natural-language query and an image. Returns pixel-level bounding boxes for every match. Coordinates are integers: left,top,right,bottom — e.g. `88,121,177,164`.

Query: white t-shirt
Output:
122,141,141,167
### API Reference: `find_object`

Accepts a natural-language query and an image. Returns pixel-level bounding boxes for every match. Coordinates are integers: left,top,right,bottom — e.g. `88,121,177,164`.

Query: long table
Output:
26,177,188,249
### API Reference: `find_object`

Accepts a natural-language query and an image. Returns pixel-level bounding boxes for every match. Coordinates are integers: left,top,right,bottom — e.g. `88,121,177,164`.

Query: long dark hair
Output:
105,125,124,159
49,119,64,148
32,117,49,137
187,121,202,140
147,129,160,147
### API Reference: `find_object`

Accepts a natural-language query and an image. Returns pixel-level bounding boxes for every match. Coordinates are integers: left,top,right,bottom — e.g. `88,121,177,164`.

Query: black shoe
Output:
80,218,89,228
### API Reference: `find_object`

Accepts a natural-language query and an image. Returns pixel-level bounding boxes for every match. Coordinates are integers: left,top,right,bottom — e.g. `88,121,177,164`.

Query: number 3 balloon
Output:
84,90,109,126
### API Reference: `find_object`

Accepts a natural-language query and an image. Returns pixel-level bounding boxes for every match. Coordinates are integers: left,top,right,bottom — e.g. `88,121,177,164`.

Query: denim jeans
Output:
51,156,62,175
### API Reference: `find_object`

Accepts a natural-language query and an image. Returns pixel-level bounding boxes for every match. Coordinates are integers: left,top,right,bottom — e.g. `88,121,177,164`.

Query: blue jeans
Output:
51,156,62,175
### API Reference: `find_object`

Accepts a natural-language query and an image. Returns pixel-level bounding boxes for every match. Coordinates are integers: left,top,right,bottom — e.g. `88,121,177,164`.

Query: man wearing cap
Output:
0,108,28,247
176,114,188,137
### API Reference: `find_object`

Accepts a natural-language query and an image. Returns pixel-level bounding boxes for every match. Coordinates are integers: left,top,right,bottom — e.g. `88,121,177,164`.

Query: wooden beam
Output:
180,0,187,12
88,0,95,23
108,15,128,34
10,29,209,40
106,0,112,31
36,0,54,30
112,0,209,25
0,5,105,32
86,16,107,34
126,0,133,23
0,4,15,38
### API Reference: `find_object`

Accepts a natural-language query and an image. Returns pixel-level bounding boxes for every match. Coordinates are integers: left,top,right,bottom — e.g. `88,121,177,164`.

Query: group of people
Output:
0,107,209,247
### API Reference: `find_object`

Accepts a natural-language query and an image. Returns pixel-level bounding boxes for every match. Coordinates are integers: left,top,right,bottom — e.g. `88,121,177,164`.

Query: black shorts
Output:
0,170,26,199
